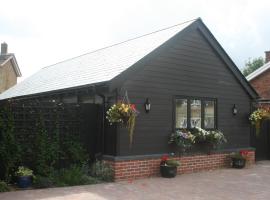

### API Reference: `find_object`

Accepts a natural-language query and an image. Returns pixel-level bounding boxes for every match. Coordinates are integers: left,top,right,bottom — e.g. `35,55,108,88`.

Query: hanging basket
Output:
106,91,139,147
250,108,270,136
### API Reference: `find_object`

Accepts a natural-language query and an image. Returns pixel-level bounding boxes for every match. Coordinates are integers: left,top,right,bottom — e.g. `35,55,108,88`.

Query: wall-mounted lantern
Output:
232,104,237,115
144,98,151,113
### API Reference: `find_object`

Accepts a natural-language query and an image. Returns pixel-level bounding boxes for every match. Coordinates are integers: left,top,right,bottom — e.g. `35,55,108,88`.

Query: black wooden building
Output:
0,18,258,158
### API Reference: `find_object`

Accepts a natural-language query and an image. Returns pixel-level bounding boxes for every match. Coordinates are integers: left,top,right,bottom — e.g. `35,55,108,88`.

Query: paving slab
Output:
1,161,270,200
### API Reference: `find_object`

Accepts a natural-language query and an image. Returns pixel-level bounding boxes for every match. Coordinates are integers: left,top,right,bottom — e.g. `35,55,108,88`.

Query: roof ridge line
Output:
42,18,198,70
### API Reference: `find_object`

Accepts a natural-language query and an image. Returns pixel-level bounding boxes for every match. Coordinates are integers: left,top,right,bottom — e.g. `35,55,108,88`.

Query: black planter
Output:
160,165,177,178
231,158,246,169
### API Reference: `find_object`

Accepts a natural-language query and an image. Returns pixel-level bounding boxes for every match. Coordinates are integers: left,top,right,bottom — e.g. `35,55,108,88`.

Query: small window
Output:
175,99,187,129
175,97,216,130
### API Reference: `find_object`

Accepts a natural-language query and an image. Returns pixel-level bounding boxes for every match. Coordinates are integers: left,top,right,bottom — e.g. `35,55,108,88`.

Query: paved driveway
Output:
1,161,270,200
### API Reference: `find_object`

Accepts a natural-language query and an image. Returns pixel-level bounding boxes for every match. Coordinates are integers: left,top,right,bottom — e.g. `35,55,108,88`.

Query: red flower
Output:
240,150,249,157
131,104,136,110
161,155,169,161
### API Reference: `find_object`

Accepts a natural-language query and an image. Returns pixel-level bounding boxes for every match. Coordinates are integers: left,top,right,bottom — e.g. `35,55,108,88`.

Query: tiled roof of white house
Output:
0,19,196,100
246,61,270,81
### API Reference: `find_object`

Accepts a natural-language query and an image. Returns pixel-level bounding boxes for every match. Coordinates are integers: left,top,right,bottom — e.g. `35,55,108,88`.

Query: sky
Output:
1,0,270,81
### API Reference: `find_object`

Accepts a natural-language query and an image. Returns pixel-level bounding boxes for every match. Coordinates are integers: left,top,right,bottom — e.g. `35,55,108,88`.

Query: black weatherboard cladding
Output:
116,22,253,156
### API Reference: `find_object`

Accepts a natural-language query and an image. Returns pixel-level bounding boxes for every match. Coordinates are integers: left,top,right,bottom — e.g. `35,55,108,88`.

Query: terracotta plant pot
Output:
160,165,177,178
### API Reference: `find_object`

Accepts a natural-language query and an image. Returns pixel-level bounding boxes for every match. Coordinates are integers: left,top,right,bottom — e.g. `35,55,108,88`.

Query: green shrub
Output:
0,107,21,182
33,175,54,189
32,117,88,177
32,119,60,177
61,135,89,166
53,165,100,186
15,166,33,177
90,161,114,182
0,181,10,192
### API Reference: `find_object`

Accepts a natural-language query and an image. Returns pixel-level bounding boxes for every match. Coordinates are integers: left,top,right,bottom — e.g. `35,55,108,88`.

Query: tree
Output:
242,57,265,77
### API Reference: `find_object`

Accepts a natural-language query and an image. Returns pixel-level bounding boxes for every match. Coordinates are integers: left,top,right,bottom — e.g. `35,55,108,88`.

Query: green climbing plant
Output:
0,105,21,182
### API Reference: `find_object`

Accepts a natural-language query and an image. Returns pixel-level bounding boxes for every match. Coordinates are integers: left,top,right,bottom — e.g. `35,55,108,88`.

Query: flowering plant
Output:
249,108,270,135
169,130,195,151
160,155,180,167
192,127,227,149
230,150,249,160
106,103,138,146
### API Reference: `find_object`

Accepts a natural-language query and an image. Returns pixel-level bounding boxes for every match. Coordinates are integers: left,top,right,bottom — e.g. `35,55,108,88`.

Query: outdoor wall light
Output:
232,104,237,115
144,98,151,113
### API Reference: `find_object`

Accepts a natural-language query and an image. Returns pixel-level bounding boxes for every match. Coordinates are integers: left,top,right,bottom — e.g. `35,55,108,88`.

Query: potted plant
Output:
192,127,227,154
230,150,248,169
169,129,195,154
15,166,33,188
160,155,180,178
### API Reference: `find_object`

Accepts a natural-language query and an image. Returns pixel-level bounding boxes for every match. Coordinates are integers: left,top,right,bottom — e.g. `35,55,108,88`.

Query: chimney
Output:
265,51,270,63
1,42,8,55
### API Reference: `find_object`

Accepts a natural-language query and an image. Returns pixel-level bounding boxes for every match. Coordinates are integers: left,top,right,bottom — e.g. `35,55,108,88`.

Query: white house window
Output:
175,99,187,128
175,97,216,130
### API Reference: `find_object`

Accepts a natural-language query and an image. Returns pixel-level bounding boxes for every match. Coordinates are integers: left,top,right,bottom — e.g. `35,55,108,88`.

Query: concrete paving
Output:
1,161,270,200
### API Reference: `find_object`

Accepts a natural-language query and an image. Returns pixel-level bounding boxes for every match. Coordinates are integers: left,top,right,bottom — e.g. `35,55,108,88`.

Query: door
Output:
255,120,270,160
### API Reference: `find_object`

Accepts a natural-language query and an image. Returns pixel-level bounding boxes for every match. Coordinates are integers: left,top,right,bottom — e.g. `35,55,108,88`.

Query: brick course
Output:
104,150,255,181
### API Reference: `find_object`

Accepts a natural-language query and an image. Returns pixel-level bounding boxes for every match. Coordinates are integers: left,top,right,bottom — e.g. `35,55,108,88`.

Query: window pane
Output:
204,101,215,129
190,99,201,128
175,99,187,128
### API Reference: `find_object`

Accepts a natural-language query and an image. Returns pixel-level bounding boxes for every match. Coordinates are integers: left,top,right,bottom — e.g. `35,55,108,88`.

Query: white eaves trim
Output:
0,54,22,77
246,61,270,81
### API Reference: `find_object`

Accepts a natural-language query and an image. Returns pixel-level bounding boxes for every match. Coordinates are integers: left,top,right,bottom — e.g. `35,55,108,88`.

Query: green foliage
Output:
32,116,88,177
165,160,180,167
0,106,21,182
32,118,60,176
90,160,114,182
61,135,88,165
15,166,33,177
229,152,245,160
33,175,54,189
0,181,10,192
53,165,100,187
33,163,102,188
242,57,265,76
0,102,90,186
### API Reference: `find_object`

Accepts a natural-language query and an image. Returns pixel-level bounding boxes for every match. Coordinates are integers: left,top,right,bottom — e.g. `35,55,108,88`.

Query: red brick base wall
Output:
104,150,255,181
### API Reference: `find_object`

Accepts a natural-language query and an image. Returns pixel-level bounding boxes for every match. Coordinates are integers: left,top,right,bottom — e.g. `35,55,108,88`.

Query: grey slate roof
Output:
0,19,195,100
